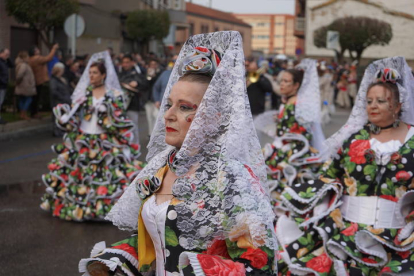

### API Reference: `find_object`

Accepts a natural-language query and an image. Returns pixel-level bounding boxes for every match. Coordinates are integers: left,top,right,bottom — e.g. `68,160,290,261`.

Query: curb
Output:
0,116,52,141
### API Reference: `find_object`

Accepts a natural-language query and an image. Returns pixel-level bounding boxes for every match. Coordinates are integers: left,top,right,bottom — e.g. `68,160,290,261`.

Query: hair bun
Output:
375,68,401,84
178,46,222,76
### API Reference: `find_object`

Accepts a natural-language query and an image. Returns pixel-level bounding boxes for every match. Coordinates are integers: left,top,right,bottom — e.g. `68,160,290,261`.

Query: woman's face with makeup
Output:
366,85,401,127
164,80,207,148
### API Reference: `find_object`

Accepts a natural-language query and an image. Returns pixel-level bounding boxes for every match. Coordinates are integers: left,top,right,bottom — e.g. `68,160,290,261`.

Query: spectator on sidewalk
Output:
50,62,71,137
15,51,36,120
0,48,14,124
28,43,59,119
118,54,149,144
152,55,177,109
64,61,80,91
144,59,161,135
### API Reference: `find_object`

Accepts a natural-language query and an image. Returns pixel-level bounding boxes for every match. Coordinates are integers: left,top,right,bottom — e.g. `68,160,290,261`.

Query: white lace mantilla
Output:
323,56,414,158
106,31,277,251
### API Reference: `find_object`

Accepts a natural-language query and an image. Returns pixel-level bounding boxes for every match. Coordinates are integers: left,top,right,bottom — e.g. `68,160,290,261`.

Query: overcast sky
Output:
186,0,295,14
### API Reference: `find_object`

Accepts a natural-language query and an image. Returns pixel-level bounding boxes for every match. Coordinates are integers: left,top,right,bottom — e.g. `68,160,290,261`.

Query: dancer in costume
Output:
79,31,277,276
263,59,325,208
276,56,414,275
40,51,144,221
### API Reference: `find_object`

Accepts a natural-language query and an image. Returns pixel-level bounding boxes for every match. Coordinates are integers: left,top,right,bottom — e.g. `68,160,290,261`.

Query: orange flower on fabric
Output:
348,140,370,164
306,253,332,273
240,248,268,269
197,254,245,276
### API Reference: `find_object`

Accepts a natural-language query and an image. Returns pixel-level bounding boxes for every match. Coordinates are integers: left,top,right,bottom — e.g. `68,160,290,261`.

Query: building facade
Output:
305,0,414,65
234,14,298,57
185,2,252,57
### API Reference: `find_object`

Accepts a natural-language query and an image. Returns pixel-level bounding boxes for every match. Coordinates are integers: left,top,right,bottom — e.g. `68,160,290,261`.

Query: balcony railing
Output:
295,17,305,33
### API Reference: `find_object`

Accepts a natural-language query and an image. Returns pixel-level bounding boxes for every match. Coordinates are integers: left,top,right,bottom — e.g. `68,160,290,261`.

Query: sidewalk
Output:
0,116,52,141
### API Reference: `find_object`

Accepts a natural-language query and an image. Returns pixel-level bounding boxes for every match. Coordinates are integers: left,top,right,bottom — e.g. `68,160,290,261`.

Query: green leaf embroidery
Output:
363,164,376,177
165,226,179,247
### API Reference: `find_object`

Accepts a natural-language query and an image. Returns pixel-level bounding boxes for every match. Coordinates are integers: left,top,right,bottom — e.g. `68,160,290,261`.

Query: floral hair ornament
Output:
178,46,222,76
375,68,401,84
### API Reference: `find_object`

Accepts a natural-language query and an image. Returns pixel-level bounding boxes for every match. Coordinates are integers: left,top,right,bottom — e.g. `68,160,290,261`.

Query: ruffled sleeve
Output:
97,90,135,143
280,147,345,226
53,102,81,133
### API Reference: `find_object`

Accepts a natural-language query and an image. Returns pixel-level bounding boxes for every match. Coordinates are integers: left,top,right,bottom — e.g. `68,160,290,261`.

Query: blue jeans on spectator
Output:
19,96,33,111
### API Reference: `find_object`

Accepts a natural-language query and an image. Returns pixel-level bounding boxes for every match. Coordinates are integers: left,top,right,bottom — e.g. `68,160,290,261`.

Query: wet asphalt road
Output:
0,108,350,276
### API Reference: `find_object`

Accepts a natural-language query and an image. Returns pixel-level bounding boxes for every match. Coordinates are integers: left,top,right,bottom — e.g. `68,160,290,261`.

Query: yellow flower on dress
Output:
330,208,345,229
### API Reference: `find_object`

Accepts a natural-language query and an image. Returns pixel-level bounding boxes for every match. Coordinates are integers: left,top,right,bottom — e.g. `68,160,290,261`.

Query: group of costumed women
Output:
37,30,414,275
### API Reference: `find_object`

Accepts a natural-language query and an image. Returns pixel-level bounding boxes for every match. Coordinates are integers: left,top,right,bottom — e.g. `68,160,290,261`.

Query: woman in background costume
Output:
40,51,144,221
276,56,414,275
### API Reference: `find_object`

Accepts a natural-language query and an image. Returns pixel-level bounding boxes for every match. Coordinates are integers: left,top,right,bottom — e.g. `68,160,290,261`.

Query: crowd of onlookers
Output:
0,44,358,136
0,45,176,142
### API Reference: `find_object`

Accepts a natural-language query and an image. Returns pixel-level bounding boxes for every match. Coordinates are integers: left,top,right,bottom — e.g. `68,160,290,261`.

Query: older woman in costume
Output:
79,31,277,276
276,56,414,275
41,51,143,221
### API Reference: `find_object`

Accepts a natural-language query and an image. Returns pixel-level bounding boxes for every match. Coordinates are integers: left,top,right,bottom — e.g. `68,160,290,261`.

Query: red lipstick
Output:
166,127,178,133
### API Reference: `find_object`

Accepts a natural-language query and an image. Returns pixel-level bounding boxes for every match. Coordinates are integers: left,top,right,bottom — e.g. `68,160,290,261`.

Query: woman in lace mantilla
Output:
40,51,144,221
276,57,414,275
262,59,325,214
79,31,277,276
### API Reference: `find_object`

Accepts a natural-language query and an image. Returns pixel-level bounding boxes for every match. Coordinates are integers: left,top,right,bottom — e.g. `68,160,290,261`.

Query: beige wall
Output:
306,0,414,61
186,14,252,56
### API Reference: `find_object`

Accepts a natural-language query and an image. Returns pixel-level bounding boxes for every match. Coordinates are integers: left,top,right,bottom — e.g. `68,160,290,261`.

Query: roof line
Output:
310,0,414,21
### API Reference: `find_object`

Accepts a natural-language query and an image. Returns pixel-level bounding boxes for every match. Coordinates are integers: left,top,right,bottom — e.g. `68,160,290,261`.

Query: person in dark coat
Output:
50,62,71,136
0,48,14,124
118,54,149,144
246,61,273,116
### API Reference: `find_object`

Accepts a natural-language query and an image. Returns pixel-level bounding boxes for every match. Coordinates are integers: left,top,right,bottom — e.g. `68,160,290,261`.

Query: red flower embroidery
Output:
390,152,402,165
96,186,108,195
79,147,89,154
306,253,332,273
397,250,410,259
48,163,60,171
202,239,231,259
278,108,285,119
362,257,377,264
381,267,392,273
131,144,139,151
240,248,268,269
348,140,370,164
53,203,64,217
195,46,209,53
396,171,410,181
380,195,398,203
61,174,68,182
289,123,306,134
112,243,138,259
197,254,245,276
341,223,358,236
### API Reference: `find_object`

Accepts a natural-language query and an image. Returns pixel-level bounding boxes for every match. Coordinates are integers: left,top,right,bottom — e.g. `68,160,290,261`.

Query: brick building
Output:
234,14,298,57
185,2,252,56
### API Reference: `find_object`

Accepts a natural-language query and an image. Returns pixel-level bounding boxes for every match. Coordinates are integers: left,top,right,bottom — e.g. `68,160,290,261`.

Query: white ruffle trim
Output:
178,252,206,276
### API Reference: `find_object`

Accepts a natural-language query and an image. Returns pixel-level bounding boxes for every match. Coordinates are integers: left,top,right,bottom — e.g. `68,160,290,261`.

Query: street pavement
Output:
0,108,350,276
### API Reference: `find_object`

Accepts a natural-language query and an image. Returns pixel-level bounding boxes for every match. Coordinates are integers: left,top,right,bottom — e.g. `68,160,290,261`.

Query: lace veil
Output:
323,56,414,158
295,59,325,151
71,51,123,104
106,31,277,251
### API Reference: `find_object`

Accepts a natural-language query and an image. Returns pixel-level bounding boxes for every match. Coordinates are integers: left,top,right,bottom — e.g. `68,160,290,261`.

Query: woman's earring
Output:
393,117,400,128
